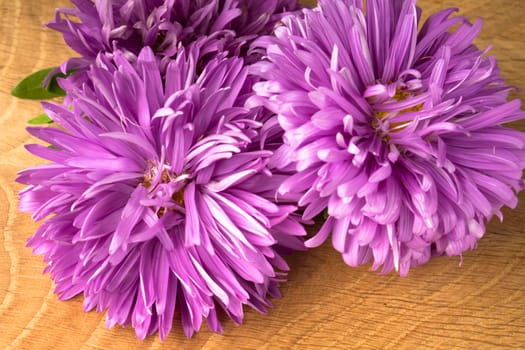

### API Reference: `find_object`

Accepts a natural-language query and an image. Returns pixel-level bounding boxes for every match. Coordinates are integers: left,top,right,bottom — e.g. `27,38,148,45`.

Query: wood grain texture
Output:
1,0,525,349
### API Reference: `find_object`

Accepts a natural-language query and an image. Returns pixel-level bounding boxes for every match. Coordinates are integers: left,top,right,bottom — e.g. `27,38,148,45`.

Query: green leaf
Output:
28,114,53,125
11,67,74,100
11,68,61,100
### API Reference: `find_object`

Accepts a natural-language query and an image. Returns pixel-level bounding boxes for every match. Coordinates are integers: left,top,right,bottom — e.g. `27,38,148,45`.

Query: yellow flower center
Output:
371,87,423,135
143,163,186,217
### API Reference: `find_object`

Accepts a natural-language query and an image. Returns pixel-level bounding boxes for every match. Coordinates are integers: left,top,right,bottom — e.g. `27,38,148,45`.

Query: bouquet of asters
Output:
12,0,525,340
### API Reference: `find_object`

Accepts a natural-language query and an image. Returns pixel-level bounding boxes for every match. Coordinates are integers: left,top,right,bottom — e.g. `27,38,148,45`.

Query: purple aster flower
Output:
251,0,525,276
48,0,301,74
17,45,305,339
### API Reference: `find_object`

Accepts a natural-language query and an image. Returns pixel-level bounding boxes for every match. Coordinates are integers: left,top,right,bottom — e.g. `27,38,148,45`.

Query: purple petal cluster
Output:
18,46,305,339
48,0,301,72
251,0,525,275
18,0,525,341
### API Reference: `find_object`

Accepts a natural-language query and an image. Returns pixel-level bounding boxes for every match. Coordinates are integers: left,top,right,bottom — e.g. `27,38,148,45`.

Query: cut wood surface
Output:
1,1,524,349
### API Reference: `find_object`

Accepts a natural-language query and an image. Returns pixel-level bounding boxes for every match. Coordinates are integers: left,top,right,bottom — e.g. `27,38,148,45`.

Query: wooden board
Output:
1,0,524,349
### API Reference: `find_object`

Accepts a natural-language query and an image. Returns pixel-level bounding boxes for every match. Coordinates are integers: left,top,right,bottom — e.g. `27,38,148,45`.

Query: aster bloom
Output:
251,0,525,275
48,0,301,74
17,45,305,339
